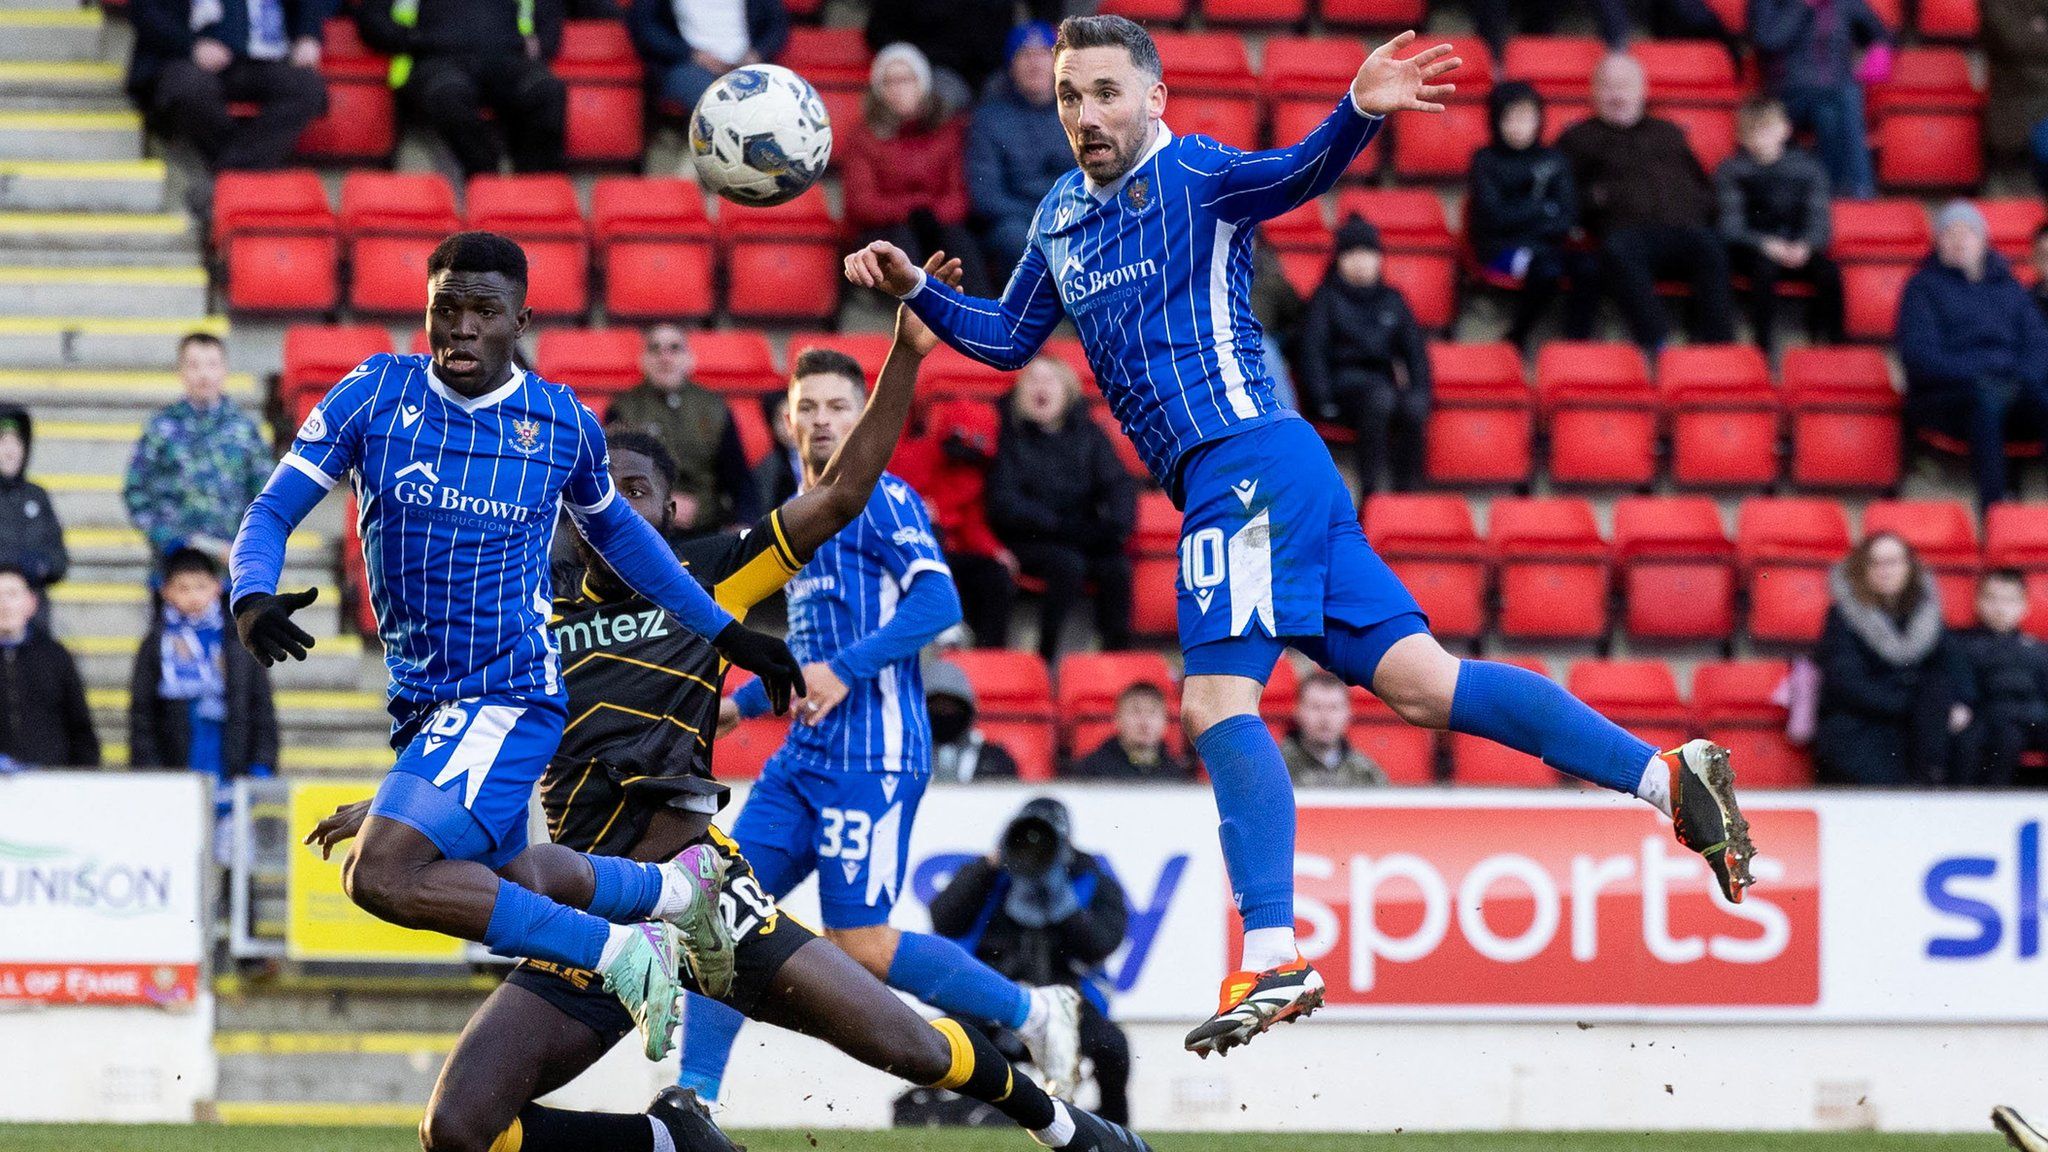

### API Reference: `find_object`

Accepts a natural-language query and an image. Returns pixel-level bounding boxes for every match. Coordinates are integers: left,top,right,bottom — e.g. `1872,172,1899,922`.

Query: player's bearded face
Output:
789,373,865,474
1056,46,1163,184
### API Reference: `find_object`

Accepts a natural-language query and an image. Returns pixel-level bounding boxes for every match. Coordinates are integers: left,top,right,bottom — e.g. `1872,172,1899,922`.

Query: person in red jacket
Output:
842,42,990,298
890,398,1015,647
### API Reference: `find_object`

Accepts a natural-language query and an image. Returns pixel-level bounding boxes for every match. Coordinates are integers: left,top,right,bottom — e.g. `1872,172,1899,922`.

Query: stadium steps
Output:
0,264,208,316
0,158,166,212
0,9,108,63
73,633,371,693
0,108,144,161
0,210,198,265
0,314,228,368
58,579,343,633
90,685,390,735
0,60,130,111
212,1029,466,1115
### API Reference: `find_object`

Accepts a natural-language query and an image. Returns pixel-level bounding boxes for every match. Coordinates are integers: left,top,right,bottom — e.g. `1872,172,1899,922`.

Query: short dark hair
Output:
177,331,224,358
790,347,868,393
603,430,678,493
1984,567,2029,591
427,231,528,288
1116,681,1166,708
1299,671,1347,700
1055,15,1162,80
162,546,221,583
1736,94,1788,132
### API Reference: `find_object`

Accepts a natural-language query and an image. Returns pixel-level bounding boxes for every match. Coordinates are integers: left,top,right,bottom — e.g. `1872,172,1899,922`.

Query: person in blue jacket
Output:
967,22,1073,272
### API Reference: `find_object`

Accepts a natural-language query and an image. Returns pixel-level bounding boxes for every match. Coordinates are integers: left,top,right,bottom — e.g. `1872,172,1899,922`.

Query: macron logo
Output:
396,461,441,484
400,404,424,429
1233,479,1258,508
884,481,911,504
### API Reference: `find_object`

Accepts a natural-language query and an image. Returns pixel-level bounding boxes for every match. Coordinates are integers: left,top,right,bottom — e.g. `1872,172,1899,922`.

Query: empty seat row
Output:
215,172,843,321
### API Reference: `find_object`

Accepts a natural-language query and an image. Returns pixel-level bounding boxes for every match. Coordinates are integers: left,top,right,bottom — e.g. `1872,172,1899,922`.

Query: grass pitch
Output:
0,1127,2009,1152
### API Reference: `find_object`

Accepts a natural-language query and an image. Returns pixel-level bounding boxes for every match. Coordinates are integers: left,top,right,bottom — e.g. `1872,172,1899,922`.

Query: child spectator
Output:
1467,81,1576,350
841,42,988,298
1067,682,1191,781
1750,0,1891,200
1952,570,2048,787
0,405,66,592
1717,95,1844,353
1299,215,1431,497
122,333,272,571
1281,672,1388,787
925,657,1022,782
0,564,97,770
1813,533,1965,785
128,545,279,781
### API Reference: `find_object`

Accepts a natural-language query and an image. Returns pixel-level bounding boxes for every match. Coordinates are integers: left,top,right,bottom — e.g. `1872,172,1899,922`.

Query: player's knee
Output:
1372,640,1459,730
342,850,420,927
419,1100,501,1152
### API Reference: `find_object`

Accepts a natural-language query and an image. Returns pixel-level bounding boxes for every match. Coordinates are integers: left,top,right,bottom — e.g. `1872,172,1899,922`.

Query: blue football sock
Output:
583,853,665,922
677,992,746,1101
1193,713,1297,933
885,931,1033,1030
481,878,610,970
1449,659,1655,794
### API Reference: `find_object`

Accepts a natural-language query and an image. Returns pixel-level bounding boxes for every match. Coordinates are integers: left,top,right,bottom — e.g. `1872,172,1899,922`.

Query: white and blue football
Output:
689,64,833,207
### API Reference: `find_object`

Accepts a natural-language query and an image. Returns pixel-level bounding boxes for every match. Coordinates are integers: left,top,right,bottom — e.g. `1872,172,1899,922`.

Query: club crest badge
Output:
510,417,542,455
1125,175,1150,212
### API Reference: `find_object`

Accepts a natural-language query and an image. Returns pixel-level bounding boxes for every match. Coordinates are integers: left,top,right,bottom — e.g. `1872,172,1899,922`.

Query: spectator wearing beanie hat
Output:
967,22,1069,273
1897,199,2048,511
842,41,990,298
1298,214,1432,498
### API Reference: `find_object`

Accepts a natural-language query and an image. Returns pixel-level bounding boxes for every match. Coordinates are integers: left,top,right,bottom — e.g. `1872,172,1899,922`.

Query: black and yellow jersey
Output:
541,509,801,856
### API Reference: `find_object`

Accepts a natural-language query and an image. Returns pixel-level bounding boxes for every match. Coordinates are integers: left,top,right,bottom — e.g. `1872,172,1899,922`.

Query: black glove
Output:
233,588,319,666
714,621,806,715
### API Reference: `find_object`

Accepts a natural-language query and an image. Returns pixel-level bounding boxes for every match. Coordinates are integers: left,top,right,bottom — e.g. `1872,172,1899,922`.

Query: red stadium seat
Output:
591,176,716,321
1876,111,1984,191
1867,47,1981,116
281,324,393,418
1702,0,1746,31
1567,658,1691,749
467,174,589,318
1863,499,1981,627
1392,99,1491,180
1979,198,2047,264
556,21,644,163
1536,342,1658,486
341,172,462,315
1691,660,1813,787
1985,504,2048,637
315,17,385,84
1655,103,1738,171
1841,260,1916,341
727,396,772,466
689,329,780,395
1363,494,1488,639
1830,198,1932,261
1202,0,1307,26
1057,651,1178,755
1916,0,1979,39
1633,40,1741,106
213,170,337,313
1658,344,1779,489
534,327,641,404
1333,189,1457,325
948,649,1054,719
1424,341,1532,485
1501,36,1606,103
718,714,789,780
1450,655,1564,785
1489,496,1610,641
1151,32,1261,149
785,330,891,382
297,19,396,161
780,26,870,88
983,719,1058,781
1265,38,1376,174
1133,491,1181,556
1613,496,1735,640
1318,0,1426,25
1737,497,1851,643
1099,0,1190,17
1782,346,1901,489
723,187,841,321
1346,689,1438,785
922,345,1015,402
1132,556,1181,637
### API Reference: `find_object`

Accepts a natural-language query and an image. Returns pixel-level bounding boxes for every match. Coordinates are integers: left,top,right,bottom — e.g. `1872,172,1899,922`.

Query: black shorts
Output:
505,828,817,1046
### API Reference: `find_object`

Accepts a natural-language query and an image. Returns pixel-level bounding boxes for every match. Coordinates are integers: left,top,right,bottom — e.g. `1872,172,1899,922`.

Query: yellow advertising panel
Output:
286,780,467,962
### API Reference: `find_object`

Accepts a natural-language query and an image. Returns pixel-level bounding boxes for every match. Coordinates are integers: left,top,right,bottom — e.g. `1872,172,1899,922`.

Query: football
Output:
689,63,833,207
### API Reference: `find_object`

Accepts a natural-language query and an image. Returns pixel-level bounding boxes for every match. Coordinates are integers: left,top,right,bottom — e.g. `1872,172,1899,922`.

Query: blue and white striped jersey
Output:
904,97,1382,500
276,354,610,706
779,473,948,775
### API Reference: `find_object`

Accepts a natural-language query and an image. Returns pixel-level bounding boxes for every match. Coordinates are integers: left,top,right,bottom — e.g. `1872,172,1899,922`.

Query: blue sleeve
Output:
566,407,737,640
228,462,327,604
1197,98,1384,225
734,676,771,719
288,354,385,486
828,570,962,684
904,228,1064,371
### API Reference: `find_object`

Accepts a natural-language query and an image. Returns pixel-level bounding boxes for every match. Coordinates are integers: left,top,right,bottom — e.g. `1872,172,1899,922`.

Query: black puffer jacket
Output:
0,404,67,588
1298,224,1431,417
986,406,1135,556
0,632,98,768
1466,81,1577,262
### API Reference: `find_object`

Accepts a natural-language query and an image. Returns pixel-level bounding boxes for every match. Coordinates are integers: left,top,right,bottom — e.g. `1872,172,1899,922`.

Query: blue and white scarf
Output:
158,602,227,723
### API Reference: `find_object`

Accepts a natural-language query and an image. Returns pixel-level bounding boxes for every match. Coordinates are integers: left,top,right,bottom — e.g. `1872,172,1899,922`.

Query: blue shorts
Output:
1175,418,1426,682
367,694,564,871
728,750,928,930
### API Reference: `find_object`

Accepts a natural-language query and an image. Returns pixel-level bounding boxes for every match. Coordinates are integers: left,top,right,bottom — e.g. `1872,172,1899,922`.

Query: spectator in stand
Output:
895,399,1016,647
125,0,332,174
753,393,802,511
1896,200,2048,512
987,358,1134,665
1067,682,1190,781
842,43,989,299
123,333,272,573
925,657,1021,782
1813,532,1965,786
2032,223,2048,322
1716,95,1844,353
627,0,788,120
1282,672,1388,787
1952,569,2048,788
1559,54,1736,352
1982,0,2048,196
358,0,567,178
1467,81,1576,351
1749,0,1889,200
128,547,277,789
0,405,67,594
1252,238,1306,411
966,22,1068,274
0,564,97,771
866,0,1060,113
605,324,762,536
1300,215,1431,498
927,797,1130,1124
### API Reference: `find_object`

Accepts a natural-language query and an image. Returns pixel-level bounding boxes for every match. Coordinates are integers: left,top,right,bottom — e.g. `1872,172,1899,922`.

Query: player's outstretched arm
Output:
228,462,330,665
844,238,1062,371
779,252,962,559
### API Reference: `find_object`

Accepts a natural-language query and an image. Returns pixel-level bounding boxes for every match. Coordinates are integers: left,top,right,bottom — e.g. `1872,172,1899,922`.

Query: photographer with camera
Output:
928,798,1132,1123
